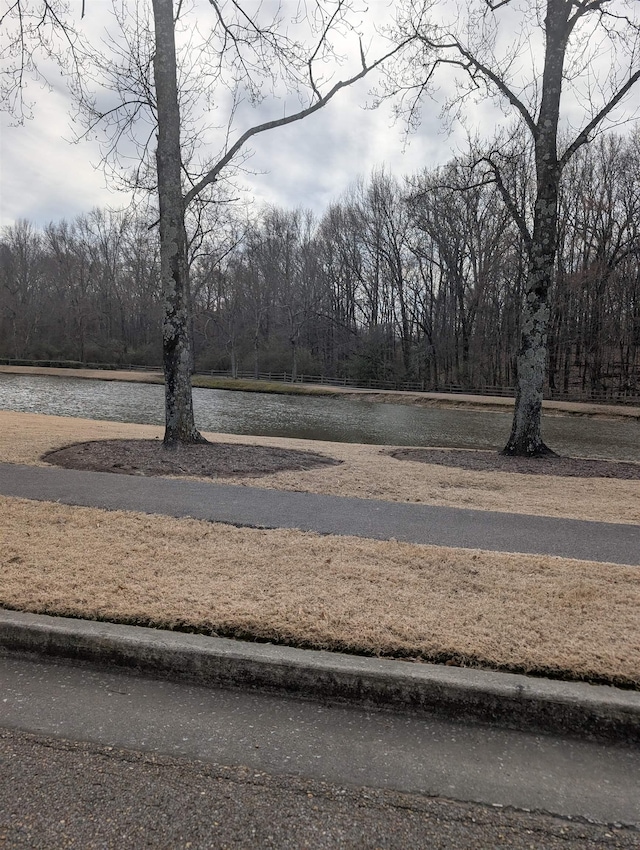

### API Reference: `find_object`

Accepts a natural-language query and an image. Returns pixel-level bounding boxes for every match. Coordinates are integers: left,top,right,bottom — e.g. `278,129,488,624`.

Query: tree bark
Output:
503,0,568,456
151,0,205,446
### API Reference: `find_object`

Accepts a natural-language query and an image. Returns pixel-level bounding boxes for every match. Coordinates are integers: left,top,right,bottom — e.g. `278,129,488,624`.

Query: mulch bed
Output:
42,440,639,481
385,448,640,479
43,439,342,479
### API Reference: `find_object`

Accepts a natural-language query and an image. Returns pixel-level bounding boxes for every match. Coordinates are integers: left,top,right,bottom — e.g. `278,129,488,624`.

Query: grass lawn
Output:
0,410,638,688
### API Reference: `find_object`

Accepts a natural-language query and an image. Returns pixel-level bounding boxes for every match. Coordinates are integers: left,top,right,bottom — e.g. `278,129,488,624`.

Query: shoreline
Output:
2,364,638,420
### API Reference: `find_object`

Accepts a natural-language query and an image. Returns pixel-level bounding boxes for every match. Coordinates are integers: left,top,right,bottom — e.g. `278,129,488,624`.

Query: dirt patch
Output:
42,438,640,482
386,448,640,480
43,439,342,479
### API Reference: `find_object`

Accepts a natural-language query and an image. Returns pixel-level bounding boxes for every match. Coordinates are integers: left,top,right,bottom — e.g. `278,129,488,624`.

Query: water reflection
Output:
0,372,637,462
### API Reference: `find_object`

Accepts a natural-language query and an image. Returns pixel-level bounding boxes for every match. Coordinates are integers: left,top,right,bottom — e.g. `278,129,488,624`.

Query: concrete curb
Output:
1,609,639,744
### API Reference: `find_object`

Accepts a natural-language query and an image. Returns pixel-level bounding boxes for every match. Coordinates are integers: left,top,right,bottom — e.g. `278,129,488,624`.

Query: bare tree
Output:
554,131,640,397
73,0,414,443
4,0,413,444
0,219,44,357
392,0,640,454
3,135,638,396
409,159,516,388
0,0,86,121
150,0,204,442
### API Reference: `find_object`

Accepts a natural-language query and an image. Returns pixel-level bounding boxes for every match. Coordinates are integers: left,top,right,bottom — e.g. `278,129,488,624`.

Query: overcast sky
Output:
0,0,480,229
0,83,450,226
1,0,638,230
0,91,455,228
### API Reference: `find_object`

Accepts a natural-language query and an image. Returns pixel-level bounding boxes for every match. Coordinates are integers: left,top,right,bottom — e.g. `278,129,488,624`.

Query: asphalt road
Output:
1,462,638,564
1,656,639,829
2,728,639,850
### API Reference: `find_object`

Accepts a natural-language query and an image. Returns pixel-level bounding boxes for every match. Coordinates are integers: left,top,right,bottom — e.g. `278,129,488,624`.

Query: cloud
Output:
1,0,463,228
223,76,454,214
0,85,117,228
3,0,637,231
0,48,453,228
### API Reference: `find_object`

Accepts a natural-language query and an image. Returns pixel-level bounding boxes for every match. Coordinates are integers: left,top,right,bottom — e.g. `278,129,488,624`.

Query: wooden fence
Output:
1,359,638,405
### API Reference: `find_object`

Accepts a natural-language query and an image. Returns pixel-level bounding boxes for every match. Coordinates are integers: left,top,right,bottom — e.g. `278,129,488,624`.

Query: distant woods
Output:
2,132,639,401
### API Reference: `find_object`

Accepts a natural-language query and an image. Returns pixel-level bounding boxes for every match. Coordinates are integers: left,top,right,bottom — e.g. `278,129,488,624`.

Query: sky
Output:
0,88,453,227
0,78,451,227
0,0,479,229
1,0,638,230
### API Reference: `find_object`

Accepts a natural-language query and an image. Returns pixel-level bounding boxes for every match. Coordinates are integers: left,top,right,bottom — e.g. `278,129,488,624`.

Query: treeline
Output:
0,210,162,365
1,132,639,399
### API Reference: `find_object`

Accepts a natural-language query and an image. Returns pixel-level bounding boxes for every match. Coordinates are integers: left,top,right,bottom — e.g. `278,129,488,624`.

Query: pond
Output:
0,372,638,462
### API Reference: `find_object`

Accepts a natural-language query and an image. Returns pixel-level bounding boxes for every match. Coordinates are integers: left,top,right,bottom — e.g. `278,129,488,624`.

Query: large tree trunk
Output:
152,0,205,446
503,257,554,455
503,0,568,457
503,179,558,455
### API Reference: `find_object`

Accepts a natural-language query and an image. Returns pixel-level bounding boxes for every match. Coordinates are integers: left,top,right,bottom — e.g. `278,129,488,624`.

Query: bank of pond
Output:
0,372,638,462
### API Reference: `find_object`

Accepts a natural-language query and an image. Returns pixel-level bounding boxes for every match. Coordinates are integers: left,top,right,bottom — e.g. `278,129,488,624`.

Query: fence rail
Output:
200,370,640,403
1,358,638,405
0,358,163,373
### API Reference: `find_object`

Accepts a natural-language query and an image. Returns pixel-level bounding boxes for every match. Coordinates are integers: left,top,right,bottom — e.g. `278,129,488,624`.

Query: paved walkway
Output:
1,462,638,564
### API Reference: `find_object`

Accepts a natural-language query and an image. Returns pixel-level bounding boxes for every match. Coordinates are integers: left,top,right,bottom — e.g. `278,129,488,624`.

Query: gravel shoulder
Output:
4,729,638,849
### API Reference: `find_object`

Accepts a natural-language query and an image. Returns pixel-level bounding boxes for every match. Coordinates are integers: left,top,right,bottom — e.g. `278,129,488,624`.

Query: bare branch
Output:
480,154,532,248
183,38,412,209
431,36,537,136
561,68,640,166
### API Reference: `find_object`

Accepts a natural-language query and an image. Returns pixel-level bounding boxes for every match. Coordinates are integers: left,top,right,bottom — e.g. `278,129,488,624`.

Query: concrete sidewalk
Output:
1,462,639,564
